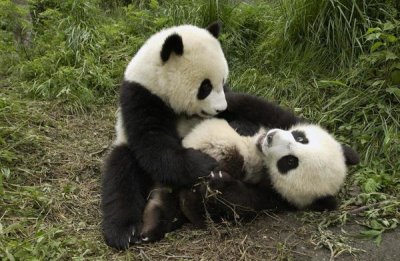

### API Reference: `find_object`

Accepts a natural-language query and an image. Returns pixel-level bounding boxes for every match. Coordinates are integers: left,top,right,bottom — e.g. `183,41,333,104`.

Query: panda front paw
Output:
186,148,218,183
208,170,235,190
103,223,141,250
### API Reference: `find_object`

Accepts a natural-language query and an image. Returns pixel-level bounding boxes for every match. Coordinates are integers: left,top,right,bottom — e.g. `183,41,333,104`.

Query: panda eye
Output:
197,79,213,100
288,157,295,165
292,130,309,144
277,155,299,174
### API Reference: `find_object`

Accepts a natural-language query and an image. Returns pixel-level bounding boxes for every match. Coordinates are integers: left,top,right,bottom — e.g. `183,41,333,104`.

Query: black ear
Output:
206,21,221,38
160,33,184,62
309,195,338,211
342,145,360,166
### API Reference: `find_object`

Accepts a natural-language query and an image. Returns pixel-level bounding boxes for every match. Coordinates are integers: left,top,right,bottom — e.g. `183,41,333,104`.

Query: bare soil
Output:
38,104,400,260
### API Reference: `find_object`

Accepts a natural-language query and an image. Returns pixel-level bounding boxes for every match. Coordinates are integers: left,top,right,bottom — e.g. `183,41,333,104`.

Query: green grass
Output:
1,0,399,259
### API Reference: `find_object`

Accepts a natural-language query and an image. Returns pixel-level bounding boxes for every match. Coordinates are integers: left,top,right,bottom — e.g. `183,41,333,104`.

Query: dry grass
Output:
1,88,399,259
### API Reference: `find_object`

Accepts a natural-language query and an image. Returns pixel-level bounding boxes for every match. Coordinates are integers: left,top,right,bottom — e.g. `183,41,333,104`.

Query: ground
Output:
4,99,396,260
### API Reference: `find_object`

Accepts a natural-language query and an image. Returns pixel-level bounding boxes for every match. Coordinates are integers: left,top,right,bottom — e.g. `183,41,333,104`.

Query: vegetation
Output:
1,0,399,259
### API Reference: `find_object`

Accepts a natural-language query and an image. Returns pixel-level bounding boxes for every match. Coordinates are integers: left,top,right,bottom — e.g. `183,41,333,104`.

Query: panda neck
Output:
240,136,265,184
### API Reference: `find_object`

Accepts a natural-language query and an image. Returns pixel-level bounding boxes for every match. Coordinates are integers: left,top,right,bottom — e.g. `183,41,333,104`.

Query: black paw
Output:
103,223,141,250
208,171,234,190
186,149,218,183
140,228,166,243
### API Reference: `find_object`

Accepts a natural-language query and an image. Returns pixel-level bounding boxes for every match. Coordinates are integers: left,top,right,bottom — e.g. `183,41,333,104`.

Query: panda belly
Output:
182,118,265,182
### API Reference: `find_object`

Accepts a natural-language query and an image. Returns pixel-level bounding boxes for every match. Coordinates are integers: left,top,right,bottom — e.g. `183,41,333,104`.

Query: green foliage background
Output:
0,0,399,259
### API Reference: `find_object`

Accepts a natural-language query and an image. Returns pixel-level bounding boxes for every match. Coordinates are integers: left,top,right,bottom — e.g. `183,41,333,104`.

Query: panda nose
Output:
216,109,223,113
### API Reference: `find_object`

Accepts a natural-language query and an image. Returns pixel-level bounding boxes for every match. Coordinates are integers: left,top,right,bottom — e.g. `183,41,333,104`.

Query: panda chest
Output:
176,116,204,138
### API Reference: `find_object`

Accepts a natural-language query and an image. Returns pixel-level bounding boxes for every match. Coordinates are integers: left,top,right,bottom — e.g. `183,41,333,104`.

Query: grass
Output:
1,0,399,259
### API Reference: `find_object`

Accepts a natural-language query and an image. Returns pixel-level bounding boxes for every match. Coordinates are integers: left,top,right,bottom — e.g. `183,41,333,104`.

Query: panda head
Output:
124,22,228,118
256,124,360,210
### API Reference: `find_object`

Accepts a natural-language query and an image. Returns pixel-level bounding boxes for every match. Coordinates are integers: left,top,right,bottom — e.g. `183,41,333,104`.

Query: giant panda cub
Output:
101,22,230,250
140,118,359,241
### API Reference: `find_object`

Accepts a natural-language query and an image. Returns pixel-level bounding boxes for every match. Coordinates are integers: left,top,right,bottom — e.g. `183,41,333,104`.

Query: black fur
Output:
277,155,299,174
161,33,184,62
101,144,152,250
291,130,309,144
140,186,186,242
132,91,363,241
119,81,217,186
103,79,356,248
219,91,304,131
228,120,262,136
197,79,213,100
182,174,298,224
206,21,221,38
101,81,217,249
308,195,338,211
342,145,360,165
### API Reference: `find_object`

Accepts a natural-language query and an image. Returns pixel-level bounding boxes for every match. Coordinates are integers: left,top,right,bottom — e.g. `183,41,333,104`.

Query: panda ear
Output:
206,21,221,38
342,145,360,166
161,33,184,62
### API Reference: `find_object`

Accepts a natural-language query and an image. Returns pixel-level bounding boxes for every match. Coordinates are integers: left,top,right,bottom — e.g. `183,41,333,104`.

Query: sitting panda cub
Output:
140,119,360,241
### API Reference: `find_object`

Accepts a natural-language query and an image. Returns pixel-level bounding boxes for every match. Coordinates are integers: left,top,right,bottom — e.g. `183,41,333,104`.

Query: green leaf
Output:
390,69,400,84
371,80,385,87
392,63,400,70
366,32,381,41
370,41,384,52
386,88,400,98
366,27,382,34
0,171,3,196
1,168,11,179
375,233,382,245
385,51,398,61
383,22,395,31
363,178,380,192
360,229,382,237
385,34,398,43
318,80,347,87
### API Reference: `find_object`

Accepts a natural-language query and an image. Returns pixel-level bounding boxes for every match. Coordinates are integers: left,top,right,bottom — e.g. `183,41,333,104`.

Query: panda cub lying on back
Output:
140,119,360,242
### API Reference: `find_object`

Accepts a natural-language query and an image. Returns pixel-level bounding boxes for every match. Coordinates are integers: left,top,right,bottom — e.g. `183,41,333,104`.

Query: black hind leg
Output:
101,145,152,250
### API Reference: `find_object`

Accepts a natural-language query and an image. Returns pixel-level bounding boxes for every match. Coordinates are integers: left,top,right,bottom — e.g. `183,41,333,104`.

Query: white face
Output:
124,25,229,117
256,124,347,208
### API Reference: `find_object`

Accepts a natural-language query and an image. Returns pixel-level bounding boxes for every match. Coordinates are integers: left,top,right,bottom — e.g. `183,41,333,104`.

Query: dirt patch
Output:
14,103,398,260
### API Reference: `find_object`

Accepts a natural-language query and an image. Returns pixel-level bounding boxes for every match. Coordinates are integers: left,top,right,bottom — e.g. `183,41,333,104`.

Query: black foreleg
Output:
101,145,152,250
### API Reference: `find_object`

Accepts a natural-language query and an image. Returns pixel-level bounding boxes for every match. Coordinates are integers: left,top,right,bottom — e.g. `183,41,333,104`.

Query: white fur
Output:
183,119,348,209
182,119,265,183
176,116,204,138
260,124,347,208
124,24,229,117
114,109,128,146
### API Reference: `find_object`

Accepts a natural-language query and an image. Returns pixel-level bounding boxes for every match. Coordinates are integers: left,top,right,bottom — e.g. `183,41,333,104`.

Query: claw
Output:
210,171,215,178
142,237,149,242
219,171,223,178
132,228,135,236
192,188,196,193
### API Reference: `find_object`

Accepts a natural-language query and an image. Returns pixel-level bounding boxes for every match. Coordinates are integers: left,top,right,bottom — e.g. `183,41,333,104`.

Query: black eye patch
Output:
277,155,299,174
197,79,213,100
292,130,309,144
